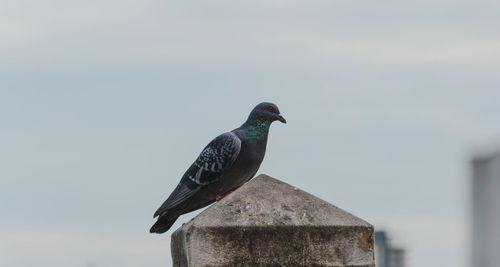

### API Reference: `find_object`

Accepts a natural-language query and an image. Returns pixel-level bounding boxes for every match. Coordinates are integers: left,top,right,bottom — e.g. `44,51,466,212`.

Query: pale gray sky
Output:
2,1,500,267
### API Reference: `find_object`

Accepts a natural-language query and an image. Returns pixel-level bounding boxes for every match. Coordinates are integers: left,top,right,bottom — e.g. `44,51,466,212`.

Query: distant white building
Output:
472,152,500,267
374,231,406,267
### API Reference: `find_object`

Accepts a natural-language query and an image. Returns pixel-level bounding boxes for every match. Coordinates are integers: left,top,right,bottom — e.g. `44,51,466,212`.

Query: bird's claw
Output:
215,191,233,201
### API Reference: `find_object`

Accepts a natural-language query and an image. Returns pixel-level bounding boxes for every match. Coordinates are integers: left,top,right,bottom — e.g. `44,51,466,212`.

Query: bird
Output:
150,102,286,234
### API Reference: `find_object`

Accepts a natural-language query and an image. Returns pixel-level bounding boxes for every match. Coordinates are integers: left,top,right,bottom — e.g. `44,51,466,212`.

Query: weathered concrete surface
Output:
171,174,374,267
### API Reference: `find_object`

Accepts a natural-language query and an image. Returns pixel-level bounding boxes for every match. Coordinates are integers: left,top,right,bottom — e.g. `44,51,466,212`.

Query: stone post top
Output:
171,174,375,267
177,174,372,229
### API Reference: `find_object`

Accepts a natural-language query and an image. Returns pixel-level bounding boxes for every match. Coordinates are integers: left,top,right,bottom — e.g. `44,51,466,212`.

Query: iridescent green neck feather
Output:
243,119,270,143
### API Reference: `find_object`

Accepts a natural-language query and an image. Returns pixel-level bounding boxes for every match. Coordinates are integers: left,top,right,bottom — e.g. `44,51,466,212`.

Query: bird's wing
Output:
187,132,242,185
153,132,241,218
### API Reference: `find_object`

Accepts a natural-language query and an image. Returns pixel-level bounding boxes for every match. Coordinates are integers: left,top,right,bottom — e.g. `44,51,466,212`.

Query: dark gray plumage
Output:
150,102,286,234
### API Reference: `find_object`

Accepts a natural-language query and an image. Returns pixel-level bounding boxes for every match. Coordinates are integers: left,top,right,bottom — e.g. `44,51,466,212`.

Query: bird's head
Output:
246,102,286,124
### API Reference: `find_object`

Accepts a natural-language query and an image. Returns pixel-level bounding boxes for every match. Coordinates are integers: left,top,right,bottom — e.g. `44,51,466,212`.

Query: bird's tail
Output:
150,214,179,234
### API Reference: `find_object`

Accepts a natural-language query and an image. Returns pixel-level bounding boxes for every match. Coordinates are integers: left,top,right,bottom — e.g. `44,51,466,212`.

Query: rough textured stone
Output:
171,174,375,267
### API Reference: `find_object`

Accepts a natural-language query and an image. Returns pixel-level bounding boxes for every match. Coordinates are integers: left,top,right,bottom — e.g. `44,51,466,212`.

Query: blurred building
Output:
375,231,406,267
472,152,500,267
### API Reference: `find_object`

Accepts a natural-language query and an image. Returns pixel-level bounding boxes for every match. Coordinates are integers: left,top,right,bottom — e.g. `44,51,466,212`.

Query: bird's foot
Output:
215,191,233,201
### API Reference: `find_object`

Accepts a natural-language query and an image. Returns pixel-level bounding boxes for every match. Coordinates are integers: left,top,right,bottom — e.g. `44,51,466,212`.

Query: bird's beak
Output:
277,114,286,124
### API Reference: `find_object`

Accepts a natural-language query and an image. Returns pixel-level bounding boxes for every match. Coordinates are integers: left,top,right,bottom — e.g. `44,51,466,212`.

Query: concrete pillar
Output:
171,174,375,267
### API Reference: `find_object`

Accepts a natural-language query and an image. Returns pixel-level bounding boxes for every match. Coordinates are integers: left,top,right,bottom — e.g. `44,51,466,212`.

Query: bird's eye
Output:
267,106,274,112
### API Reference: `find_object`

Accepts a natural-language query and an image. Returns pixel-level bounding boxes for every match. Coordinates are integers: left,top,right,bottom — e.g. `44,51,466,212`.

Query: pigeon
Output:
150,102,286,234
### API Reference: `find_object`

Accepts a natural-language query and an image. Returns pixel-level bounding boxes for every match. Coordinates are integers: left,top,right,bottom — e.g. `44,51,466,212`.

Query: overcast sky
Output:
2,1,500,267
